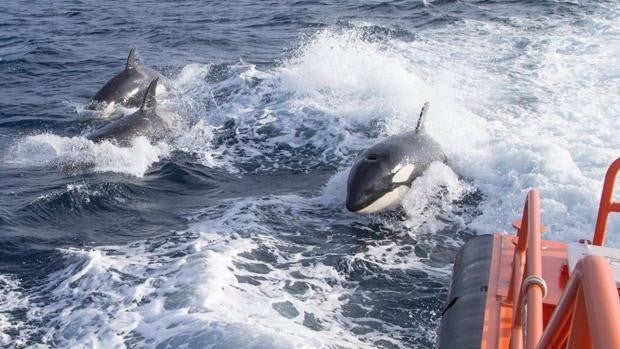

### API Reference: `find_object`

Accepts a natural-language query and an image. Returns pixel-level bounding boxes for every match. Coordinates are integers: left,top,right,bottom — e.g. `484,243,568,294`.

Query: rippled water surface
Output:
1,0,619,347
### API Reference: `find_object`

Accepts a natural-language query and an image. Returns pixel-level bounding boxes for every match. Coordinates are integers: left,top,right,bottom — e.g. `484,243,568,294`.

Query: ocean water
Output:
1,0,619,348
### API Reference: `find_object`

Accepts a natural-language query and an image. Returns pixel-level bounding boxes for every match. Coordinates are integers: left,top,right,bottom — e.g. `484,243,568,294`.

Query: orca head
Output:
346,150,417,214
345,103,439,214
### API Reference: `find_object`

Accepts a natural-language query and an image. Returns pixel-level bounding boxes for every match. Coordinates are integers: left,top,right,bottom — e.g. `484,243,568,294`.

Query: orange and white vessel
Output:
437,158,620,349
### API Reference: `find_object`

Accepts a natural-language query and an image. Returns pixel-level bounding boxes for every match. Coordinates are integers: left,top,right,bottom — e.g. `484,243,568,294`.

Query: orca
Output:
87,78,171,144
345,102,447,214
87,48,163,110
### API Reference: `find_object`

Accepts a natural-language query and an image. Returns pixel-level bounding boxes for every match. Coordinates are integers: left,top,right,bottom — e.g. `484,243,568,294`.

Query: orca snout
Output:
345,192,367,212
345,176,389,213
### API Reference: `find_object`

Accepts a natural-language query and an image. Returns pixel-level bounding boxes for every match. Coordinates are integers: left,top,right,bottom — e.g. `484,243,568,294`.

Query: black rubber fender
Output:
437,234,494,349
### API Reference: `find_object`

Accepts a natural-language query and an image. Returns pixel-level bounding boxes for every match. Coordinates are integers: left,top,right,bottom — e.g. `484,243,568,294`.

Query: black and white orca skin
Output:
87,48,162,110
346,103,447,214
87,78,170,145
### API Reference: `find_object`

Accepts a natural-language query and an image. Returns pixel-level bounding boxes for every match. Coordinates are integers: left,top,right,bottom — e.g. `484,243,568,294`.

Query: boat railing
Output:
506,189,544,349
593,157,620,246
536,254,620,349
507,157,620,349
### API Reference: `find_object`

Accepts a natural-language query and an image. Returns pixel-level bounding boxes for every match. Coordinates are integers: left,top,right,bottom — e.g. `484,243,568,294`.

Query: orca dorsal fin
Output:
415,102,430,133
140,78,158,112
126,48,137,71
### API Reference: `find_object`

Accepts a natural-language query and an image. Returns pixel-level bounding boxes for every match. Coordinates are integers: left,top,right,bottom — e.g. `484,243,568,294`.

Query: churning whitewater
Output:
1,1,619,348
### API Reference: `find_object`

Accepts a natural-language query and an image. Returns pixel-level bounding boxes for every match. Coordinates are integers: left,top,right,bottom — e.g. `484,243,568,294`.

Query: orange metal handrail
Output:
536,255,620,349
507,189,545,349
494,159,620,349
593,157,620,246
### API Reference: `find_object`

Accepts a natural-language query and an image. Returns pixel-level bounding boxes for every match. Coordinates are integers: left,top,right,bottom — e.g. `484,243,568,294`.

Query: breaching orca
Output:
346,102,447,214
87,48,162,110
87,78,171,144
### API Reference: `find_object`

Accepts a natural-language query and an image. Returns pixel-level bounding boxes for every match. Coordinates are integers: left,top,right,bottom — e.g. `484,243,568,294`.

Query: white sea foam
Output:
6,188,450,347
404,12,620,242
15,199,375,348
5,134,169,177
0,275,30,347
401,162,473,231
280,28,429,127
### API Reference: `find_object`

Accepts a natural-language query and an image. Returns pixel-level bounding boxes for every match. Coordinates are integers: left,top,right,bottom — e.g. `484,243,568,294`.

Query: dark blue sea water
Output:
1,1,619,347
